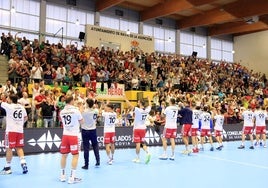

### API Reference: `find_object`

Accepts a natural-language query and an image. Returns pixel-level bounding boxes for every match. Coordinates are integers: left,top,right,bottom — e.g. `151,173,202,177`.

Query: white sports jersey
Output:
60,104,83,136
81,108,99,130
164,105,179,129
192,109,202,129
200,111,212,129
214,114,224,131
1,102,27,133
253,110,267,127
133,106,151,130
242,110,254,127
102,111,117,133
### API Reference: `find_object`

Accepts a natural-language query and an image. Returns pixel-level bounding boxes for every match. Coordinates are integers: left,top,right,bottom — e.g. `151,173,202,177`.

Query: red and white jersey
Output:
253,110,267,127
1,102,27,133
60,104,83,136
102,111,117,133
192,109,202,129
242,110,254,127
164,105,179,129
133,106,151,130
214,114,224,131
200,111,212,129
81,108,99,130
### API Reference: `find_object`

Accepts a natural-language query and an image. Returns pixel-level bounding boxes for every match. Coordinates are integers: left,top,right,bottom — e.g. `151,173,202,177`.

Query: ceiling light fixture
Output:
126,29,130,35
75,19,79,25
11,6,16,13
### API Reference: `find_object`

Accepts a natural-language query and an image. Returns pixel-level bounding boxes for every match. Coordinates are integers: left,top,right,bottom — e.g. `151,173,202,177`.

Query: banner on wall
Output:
86,24,155,53
95,82,125,99
0,124,267,156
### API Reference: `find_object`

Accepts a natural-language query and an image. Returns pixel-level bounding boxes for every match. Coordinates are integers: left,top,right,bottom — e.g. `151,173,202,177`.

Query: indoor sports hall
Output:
1,141,268,188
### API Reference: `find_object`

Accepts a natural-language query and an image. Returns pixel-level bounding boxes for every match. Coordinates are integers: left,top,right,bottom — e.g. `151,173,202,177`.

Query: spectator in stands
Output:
7,63,20,84
33,89,47,126
18,92,31,127
0,33,6,55
41,96,55,128
72,64,82,85
16,80,28,98
0,93,7,129
2,80,17,95
43,64,54,85
31,61,43,83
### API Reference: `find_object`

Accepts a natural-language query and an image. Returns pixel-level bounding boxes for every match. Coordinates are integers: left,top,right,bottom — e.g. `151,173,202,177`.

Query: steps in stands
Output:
0,55,9,85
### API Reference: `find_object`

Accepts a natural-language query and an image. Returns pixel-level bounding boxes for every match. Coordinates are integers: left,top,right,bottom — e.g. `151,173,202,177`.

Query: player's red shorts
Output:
104,132,116,144
60,135,79,155
5,132,24,149
133,129,146,143
181,124,192,137
191,128,198,136
201,129,212,137
214,130,222,137
255,126,266,134
243,126,253,135
163,128,177,139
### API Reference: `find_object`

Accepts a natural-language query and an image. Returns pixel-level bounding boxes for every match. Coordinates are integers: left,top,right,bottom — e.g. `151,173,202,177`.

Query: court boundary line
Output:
200,154,268,170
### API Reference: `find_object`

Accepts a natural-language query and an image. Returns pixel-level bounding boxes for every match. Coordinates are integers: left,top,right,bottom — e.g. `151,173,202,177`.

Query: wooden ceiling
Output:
95,0,268,36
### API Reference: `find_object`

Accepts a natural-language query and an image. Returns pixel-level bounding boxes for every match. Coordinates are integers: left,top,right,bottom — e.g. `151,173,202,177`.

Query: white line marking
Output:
201,154,268,170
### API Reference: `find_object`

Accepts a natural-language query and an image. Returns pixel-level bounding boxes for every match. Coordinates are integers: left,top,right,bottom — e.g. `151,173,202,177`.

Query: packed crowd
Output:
0,32,268,128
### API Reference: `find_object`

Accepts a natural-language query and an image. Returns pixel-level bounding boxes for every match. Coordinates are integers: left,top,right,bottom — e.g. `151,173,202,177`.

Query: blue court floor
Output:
0,141,268,188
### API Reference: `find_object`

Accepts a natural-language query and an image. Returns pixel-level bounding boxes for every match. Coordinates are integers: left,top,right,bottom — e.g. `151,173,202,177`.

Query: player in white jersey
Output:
191,102,202,153
102,103,117,165
0,94,28,175
159,98,179,160
125,96,152,164
238,106,254,149
80,98,100,169
59,96,84,184
213,109,225,150
199,106,214,151
253,105,267,147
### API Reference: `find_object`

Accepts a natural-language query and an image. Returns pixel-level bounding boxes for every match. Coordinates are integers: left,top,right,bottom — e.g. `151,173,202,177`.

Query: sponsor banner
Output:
96,83,125,99
0,124,267,156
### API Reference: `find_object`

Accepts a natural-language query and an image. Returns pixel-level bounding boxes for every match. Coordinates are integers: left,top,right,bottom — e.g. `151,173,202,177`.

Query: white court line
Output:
200,154,268,170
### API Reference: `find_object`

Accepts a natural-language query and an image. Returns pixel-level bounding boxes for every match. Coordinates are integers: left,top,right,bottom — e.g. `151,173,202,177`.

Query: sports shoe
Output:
238,145,245,149
254,142,259,146
169,155,175,161
21,163,28,174
260,142,263,147
181,150,191,155
199,147,204,151
192,148,199,153
249,146,254,149
216,146,222,151
81,165,88,170
68,177,82,184
132,158,140,163
210,147,214,151
107,159,113,165
95,162,100,167
0,167,12,175
263,144,267,148
159,154,168,160
145,153,151,164
59,174,66,182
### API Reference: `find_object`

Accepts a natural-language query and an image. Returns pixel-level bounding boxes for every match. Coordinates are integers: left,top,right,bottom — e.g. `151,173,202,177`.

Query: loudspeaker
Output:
156,18,163,25
78,32,85,41
192,51,198,57
115,9,124,17
66,0,76,6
